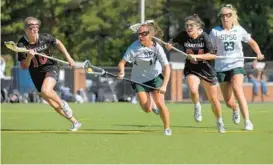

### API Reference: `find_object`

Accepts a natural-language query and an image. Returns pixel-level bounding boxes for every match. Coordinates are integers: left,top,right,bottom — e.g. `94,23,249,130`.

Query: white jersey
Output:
123,40,169,83
209,25,252,72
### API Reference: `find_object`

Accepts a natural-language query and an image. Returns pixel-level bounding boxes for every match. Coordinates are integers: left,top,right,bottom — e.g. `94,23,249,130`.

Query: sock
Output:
245,119,251,123
217,117,223,124
194,102,201,108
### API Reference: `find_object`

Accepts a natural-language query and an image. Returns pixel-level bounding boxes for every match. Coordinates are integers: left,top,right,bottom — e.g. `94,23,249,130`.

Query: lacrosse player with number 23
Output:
209,4,264,131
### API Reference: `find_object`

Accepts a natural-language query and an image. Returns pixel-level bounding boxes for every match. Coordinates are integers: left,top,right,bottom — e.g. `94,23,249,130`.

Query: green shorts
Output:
132,74,163,93
216,67,246,83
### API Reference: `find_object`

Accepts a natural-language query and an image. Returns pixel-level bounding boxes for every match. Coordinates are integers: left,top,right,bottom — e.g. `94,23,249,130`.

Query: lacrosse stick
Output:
129,21,258,60
4,41,69,64
4,41,96,71
83,60,159,91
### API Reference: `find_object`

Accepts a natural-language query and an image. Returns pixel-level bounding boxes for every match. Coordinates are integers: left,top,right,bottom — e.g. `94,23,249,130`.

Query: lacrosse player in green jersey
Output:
209,4,264,131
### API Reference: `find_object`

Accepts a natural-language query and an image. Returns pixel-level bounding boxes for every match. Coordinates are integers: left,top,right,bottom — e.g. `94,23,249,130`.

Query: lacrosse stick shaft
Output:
105,72,158,90
216,56,257,59
153,37,257,60
152,37,188,57
34,52,69,64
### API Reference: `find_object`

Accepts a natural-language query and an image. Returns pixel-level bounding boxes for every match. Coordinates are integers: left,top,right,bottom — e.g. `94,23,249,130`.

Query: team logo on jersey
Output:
184,42,204,48
33,44,48,52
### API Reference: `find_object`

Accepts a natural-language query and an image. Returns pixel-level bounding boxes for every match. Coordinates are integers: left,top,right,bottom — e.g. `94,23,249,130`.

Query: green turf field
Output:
1,103,273,164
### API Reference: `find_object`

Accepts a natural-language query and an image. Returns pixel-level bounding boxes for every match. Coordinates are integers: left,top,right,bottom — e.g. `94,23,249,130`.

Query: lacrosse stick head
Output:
129,20,155,33
4,41,28,53
83,60,105,76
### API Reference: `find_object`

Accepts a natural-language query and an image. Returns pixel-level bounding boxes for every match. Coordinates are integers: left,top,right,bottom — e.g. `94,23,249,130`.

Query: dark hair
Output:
184,14,204,29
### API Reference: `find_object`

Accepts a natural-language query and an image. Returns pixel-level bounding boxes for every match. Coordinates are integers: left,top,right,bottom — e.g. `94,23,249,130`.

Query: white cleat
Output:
194,105,202,122
232,110,240,124
217,122,226,133
70,122,82,132
245,120,254,131
164,128,172,136
62,100,73,118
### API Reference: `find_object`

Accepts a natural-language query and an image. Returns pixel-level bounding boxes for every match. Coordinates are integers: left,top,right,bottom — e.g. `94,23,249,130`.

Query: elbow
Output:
118,59,126,67
164,64,171,73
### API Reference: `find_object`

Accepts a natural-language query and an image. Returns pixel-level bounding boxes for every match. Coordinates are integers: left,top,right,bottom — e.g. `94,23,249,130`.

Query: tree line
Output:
2,0,273,66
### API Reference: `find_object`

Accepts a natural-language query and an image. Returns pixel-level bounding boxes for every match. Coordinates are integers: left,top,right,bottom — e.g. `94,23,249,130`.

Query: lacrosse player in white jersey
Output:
209,4,264,131
117,22,171,136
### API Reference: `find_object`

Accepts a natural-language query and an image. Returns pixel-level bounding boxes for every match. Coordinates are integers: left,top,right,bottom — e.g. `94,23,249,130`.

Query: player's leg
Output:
133,81,158,114
40,72,81,131
150,91,171,136
186,74,202,122
149,92,160,115
136,91,153,113
217,71,240,124
231,73,253,130
201,80,226,133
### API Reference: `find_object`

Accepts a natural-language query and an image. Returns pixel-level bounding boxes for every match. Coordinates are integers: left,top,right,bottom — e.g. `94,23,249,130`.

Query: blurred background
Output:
1,0,273,104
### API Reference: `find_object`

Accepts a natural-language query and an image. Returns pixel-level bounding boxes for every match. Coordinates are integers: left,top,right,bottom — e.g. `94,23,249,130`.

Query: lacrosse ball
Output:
87,68,93,73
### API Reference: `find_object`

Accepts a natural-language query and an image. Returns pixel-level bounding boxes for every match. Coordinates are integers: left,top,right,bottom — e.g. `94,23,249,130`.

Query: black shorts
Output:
30,68,59,92
184,66,217,85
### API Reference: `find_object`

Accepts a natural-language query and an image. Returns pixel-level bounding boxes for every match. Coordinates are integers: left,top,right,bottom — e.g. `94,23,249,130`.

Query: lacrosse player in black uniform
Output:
166,14,225,133
17,16,81,131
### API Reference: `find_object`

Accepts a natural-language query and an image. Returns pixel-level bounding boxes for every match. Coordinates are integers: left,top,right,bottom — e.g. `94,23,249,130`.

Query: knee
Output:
225,100,235,108
140,104,152,113
190,89,199,97
210,96,219,105
40,88,51,97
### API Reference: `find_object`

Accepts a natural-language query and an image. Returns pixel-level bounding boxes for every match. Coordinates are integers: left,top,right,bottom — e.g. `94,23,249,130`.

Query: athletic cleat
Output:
217,122,226,133
70,122,82,132
152,108,160,115
244,120,254,131
232,110,240,124
62,100,73,118
164,128,172,136
194,104,202,122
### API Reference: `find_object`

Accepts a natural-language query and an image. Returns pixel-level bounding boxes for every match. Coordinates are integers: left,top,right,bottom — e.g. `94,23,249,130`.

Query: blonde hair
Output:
219,4,240,26
140,21,164,38
24,16,41,28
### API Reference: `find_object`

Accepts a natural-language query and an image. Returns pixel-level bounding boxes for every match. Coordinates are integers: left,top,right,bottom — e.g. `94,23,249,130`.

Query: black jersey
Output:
17,33,59,73
173,31,217,83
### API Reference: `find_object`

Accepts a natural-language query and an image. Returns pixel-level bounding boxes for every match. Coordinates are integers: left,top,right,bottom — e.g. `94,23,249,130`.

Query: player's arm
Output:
21,50,35,68
162,64,170,88
247,39,264,60
55,39,75,66
240,26,264,60
189,32,216,61
117,59,126,79
118,46,134,79
17,42,35,69
193,54,216,61
158,46,170,93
